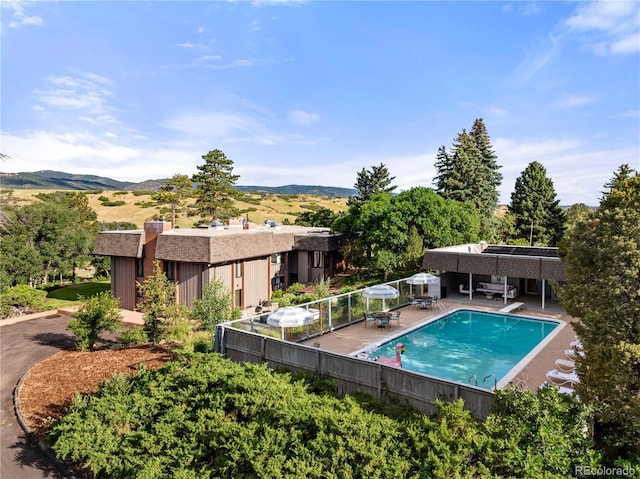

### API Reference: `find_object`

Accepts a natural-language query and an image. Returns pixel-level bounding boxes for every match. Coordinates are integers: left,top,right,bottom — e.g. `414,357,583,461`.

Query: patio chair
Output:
546,369,580,387
555,358,575,372
364,313,376,328
420,299,433,309
389,311,401,324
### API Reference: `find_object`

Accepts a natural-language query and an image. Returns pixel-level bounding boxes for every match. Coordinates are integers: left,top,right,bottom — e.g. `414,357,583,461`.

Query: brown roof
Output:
423,243,566,281
93,231,144,258
95,225,341,264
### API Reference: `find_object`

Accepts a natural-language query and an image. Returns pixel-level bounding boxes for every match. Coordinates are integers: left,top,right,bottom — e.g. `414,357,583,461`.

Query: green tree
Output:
191,149,240,223
434,119,502,240
294,207,337,227
347,163,396,208
564,203,592,236
68,292,122,351
509,161,566,246
600,163,636,200
137,260,176,344
556,170,640,462
153,174,192,228
0,198,97,286
191,278,234,333
333,187,479,277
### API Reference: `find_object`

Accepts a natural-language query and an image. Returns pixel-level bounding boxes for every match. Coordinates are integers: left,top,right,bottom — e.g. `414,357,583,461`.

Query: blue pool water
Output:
371,309,559,389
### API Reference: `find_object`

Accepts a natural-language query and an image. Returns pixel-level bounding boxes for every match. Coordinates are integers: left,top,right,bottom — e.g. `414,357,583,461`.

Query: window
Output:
165,261,175,281
136,258,144,277
312,251,325,268
271,253,282,264
235,262,242,278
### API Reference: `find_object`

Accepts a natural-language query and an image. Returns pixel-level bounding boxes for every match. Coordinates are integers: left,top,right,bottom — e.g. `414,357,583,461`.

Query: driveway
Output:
1,313,75,478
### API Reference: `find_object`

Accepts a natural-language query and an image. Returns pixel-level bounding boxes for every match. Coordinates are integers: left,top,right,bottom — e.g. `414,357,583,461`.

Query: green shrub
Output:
100,200,126,207
68,292,122,350
117,327,148,346
0,285,47,318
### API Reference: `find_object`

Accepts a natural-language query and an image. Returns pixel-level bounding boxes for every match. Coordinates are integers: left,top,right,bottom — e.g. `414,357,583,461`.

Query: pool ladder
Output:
468,374,497,390
483,374,497,391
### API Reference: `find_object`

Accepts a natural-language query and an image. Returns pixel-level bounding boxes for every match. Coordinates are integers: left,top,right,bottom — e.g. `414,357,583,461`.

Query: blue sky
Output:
2,1,639,206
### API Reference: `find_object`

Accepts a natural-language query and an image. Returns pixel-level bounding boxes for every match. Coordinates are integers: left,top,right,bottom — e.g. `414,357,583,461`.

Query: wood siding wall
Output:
178,262,203,308
297,251,310,284
244,258,269,307
111,257,136,310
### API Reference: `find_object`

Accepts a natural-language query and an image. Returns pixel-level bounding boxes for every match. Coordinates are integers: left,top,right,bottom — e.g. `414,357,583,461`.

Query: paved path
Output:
1,313,74,478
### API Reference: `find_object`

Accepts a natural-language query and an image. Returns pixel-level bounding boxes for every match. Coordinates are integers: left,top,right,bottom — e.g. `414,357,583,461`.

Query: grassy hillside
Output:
1,189,349,228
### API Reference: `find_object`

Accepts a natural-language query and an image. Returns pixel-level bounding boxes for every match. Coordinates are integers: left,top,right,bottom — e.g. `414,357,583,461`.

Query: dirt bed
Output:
18,344,177,439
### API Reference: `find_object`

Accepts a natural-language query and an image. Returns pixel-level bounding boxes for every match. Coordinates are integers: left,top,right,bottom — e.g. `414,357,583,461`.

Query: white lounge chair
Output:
540,381,575,396
565,349,585,361
546,369,580,386
555,358,576,372
570,339,583,350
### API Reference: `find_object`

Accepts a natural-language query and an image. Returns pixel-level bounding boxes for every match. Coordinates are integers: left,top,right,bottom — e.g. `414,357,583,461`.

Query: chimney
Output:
143,220,172,278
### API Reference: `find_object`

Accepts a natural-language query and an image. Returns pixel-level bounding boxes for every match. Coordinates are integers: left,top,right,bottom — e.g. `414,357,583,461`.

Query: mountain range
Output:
0,170,357,198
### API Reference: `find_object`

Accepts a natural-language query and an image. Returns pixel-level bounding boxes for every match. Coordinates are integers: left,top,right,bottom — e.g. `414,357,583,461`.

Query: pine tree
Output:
347,163,396,208
191,149,240,223
154,174,192,228
470,119,502,234
137,260,176,344
557,170,640,461
433,119,502,240
600,163,636,200
509,161,565,246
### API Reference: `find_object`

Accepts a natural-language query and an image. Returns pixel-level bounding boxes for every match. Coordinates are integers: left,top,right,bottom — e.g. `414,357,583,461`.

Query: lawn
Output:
44,281,111,309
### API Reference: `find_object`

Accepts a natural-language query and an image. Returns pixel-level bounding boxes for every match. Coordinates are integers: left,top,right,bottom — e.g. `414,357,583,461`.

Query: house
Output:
93,220,343,311
422,243,566,309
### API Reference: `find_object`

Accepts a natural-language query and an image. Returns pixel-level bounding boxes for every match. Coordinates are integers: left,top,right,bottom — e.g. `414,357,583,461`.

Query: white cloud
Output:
177,42,196,48
0,130,201,181
553,95,597,108
505,33,561,87
161,110,318,146
288,110,319,126
520,3,541,16
4,1,43,28
197,26,209,34
493,137,637,205
565,1,640,55
35,74,113,110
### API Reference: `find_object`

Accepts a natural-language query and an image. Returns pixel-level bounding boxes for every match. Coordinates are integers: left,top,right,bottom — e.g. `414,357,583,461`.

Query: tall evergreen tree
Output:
347,163,396,208
434,119,502,240
557,170,640,462
154,174,192,228
191,149,240,223
600,163,636,200
509,161,565,246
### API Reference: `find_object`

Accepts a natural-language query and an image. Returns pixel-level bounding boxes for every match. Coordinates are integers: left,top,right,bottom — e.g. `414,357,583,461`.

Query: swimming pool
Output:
368,309,561,390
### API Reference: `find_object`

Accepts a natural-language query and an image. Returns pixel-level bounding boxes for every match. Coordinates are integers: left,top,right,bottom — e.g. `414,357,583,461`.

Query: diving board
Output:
498,302,525,313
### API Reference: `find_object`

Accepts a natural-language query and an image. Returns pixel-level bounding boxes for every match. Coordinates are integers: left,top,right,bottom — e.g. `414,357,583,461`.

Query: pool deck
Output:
301,294,579,394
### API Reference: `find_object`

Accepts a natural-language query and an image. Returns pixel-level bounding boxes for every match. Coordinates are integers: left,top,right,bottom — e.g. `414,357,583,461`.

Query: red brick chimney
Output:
143,220,172,278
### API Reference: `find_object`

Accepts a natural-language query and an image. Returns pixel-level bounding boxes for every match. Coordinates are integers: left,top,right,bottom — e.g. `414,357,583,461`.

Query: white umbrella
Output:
362,284,400,311
406,272,439,296
267,306,315,340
